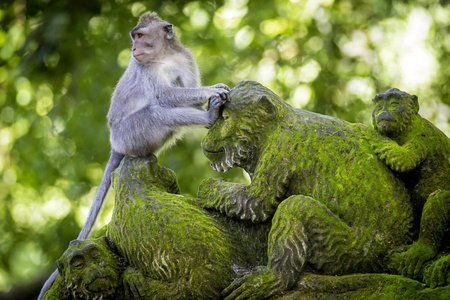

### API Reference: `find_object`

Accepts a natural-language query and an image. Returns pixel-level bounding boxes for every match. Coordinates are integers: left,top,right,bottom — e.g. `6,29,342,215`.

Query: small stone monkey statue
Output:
371,88,450,286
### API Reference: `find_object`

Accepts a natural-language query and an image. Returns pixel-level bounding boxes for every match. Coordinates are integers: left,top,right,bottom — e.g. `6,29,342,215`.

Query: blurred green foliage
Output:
0,0,449,296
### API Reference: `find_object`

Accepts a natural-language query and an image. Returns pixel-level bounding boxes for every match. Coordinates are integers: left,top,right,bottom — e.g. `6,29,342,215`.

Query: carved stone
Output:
45,80,449,299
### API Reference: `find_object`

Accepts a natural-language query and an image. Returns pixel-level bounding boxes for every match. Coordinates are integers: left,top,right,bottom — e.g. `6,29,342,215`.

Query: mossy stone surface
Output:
46,81,448,299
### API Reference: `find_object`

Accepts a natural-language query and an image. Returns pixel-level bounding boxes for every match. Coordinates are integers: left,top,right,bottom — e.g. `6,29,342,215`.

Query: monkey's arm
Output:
159,84,229,107
372,133,428,172
110,96,227,156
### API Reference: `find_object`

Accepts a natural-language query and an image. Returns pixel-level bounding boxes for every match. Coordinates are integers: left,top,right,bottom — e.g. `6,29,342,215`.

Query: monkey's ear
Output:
256,95,277,118
163,24,174,40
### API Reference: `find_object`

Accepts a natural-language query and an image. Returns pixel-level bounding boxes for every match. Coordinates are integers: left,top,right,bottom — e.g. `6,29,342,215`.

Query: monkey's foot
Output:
222,269,287,300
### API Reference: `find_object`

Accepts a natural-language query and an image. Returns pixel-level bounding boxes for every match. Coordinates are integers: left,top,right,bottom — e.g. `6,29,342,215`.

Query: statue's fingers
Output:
223,284,244,300
222,279,244,297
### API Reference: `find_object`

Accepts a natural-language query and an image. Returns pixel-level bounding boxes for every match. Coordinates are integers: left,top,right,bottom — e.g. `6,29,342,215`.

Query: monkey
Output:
371,88,450,282
39,11,229,299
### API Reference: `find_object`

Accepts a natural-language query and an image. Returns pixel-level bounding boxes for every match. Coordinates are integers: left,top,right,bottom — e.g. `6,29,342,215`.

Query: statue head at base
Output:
56,237,123,299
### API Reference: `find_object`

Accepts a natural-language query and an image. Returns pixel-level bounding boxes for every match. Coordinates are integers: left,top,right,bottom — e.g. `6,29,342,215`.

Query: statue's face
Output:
57,238,121,299
372,89,418,138
372,95,404,135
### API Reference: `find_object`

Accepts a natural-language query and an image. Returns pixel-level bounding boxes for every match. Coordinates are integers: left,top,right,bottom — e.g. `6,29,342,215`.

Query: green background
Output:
0,0,449,298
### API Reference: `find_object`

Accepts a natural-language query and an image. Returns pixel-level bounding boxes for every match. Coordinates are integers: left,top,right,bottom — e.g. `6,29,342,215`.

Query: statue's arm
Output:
372,133,427,172
198,166,289,223
398,190,450,280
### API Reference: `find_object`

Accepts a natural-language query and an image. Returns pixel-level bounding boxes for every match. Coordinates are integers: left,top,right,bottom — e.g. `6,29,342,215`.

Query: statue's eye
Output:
390,100,400,108
70,256,85,269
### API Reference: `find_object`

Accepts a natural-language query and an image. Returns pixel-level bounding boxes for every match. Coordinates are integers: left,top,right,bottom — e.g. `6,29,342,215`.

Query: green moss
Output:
371,89,450,285
197,80,441,298
106,156,252,298
48,81,449,299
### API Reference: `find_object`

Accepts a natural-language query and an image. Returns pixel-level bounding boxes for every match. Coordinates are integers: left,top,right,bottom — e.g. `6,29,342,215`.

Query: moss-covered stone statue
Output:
45,155,270,299
197,80,449,298
46,80,449,299
371,88,450,286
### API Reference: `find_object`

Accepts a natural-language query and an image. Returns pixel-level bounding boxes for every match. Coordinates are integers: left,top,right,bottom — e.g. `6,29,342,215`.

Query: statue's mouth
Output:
87,277,110,293
377,119,395,129
203,147,225,161
204,147,224,154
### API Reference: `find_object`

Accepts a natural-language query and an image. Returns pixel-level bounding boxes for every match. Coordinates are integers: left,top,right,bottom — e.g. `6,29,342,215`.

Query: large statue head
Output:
56,237,122,299
372,88,419,138
202,80,285,176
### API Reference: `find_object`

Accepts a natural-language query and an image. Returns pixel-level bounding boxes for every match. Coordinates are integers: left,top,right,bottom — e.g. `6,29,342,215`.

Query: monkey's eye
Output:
136,33,143,38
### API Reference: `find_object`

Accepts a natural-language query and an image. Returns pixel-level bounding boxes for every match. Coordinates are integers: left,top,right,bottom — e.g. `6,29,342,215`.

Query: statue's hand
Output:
398,242,436,280
222,269,287,300
423,255,450,288
197,177,227,208
123,267,147,299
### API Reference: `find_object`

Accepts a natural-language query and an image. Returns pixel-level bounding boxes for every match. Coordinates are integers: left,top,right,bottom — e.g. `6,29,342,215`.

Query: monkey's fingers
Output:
220,92,230,102
213,83,231,91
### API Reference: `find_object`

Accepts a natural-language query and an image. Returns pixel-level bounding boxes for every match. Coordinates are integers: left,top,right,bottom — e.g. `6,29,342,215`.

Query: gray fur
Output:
109,20,229,157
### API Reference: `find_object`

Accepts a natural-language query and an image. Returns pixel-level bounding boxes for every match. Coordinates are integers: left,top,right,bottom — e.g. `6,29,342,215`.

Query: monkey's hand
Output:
423,254,450,288
204,83,230,104
207,94,230,127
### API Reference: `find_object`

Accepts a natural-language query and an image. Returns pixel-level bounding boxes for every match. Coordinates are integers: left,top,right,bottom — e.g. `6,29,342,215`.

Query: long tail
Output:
77,151,124,240
37,151,124,300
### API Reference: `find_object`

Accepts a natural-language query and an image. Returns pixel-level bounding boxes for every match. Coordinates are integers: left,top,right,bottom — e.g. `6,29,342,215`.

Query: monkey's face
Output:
130,22,174,64
57,238,121,299
372,89,418,138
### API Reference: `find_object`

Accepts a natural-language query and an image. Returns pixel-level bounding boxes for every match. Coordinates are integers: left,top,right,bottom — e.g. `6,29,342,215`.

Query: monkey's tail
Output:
37,151,124,300
77,150,124,240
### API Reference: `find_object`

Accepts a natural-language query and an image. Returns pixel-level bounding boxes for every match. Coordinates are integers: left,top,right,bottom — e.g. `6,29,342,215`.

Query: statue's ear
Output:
410,94,419,114
56,259,63,274
256,95,277,118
